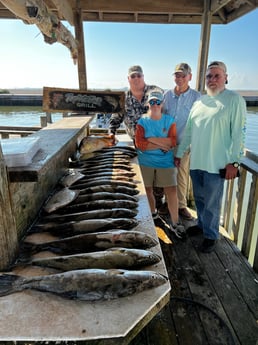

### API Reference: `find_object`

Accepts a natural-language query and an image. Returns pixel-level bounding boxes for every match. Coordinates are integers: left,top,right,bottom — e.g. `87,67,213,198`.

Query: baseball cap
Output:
128,65,143,76
208,61,227,73
174,63,192,75
147,90,164,102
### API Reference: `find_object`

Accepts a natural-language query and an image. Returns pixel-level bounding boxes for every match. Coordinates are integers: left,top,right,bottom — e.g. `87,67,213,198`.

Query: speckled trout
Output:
30,217,139,236
26,248,161,271
0,269,167,300
19,230,158,257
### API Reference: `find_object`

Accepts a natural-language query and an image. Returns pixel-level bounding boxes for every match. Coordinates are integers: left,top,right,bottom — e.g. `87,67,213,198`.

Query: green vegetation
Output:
0,89,10,94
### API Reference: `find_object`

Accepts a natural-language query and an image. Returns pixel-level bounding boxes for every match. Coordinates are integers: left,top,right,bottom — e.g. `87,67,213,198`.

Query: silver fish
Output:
27,248,161,271
79,170,136,178
73,192,138,204
19,230,158,257
0,269,167,300
59,170,85,187
38,207,138,225
43,188,80,213
78,185,139,196
30,218,139,236
56,199,138,214
70,179,138,190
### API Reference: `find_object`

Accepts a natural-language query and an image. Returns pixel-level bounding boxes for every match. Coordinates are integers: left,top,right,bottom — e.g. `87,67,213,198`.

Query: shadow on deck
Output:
130,217,258,345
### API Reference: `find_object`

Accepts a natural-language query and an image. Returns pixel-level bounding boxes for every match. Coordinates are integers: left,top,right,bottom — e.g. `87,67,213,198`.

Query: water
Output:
0,106,257,155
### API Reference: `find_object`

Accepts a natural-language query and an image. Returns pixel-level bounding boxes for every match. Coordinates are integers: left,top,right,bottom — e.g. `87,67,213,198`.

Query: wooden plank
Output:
43,87,125,113
0,145,18,270
191,235,258,344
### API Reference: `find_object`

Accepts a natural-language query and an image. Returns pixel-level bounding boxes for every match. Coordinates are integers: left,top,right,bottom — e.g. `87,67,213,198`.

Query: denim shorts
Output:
140,166,177,187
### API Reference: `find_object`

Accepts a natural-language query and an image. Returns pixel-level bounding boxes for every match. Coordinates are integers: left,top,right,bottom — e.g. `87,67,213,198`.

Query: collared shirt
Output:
163,88,201,144
109,84,163,138
176,89,246,173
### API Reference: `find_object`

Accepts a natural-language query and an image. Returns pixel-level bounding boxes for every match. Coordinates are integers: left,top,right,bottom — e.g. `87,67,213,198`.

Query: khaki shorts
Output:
140,166,177,188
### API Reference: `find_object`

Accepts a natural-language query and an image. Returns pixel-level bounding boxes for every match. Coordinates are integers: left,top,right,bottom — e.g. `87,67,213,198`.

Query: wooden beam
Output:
196,1,212,92
51,0,74,26
0,145,18,270
210,0,232,14
74,2,87,90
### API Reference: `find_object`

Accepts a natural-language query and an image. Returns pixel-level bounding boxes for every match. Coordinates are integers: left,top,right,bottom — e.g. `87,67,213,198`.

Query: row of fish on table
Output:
0,135,168,301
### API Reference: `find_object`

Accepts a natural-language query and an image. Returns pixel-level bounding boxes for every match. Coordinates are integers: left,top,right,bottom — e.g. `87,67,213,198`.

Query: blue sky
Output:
0,9,257,91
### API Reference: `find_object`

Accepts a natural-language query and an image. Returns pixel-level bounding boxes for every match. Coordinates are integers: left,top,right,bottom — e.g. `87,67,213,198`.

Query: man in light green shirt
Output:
175,61,246,253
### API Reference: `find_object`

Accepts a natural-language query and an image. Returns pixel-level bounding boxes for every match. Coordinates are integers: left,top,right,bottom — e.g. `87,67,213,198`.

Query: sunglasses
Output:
149,99,162,106
130,73,142,79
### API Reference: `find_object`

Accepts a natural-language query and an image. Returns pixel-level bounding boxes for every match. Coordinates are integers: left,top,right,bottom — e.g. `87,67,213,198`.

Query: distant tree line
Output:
0,89,10,94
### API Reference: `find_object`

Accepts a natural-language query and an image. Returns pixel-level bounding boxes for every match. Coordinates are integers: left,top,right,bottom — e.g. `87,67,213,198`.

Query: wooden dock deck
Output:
130,221,258,345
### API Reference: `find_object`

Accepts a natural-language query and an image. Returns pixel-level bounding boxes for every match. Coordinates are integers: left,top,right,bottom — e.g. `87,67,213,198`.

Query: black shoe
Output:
199,238,216,253
187,225,203,236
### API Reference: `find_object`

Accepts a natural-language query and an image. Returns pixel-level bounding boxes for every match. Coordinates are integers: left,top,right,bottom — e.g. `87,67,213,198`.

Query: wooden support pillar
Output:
74,0,87,90
0,145,18,270
196,1,212,92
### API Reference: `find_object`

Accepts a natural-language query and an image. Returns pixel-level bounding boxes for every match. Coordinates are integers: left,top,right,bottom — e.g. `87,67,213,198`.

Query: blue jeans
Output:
190,170,225,240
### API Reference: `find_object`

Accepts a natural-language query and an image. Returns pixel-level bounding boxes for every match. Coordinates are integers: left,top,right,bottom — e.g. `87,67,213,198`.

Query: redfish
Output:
79,134,116,155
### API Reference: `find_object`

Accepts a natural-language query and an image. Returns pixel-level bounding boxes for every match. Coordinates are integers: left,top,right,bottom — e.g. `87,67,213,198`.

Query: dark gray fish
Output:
55,199,138,214
76,163,133,171
38,207,138,224
72,175,135,186
0,268,167,300
79,170,135,178
70,179,138,190
78,158,130,166
73,192,138,204
78,169,135,178
30,217,139,236
26,248,161,271
19,230,158,257
78,185,139,196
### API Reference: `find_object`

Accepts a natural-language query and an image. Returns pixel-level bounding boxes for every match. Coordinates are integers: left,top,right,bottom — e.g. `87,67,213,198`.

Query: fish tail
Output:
0,274,20,296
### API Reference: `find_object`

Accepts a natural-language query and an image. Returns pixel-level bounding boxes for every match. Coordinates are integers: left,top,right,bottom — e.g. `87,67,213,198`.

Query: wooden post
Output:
0,145,18,270
196,1,212,92
74,1,87,90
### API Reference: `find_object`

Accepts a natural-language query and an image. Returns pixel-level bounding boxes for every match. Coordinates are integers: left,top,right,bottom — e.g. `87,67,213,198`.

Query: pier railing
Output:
222,149,258,272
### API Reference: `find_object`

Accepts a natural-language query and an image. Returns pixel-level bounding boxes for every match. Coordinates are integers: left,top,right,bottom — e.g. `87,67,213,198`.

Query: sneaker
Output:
187,225,203,237
170,223,186,239
199,238,217,253
153,214,170,231
179,207,193,220
158,202,169,216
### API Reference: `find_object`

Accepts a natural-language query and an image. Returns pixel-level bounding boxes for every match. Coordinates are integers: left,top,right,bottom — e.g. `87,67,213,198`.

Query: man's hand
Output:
225,163,239,179
174,157,181,167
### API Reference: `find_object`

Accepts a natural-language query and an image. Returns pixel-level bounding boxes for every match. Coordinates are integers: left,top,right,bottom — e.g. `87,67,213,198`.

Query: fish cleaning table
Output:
0,134,171,344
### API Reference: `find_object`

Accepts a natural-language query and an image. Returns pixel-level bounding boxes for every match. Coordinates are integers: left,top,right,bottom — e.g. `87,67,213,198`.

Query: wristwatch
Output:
232,162,240,168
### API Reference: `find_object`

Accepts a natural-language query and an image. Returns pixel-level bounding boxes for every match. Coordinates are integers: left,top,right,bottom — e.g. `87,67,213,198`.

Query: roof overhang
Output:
0,0,257,25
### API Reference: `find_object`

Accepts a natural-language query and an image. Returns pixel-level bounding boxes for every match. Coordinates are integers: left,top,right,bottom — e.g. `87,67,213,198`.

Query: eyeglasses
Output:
149,99,162,106
206,74,223,80
130,73,142,79
174,73,186,79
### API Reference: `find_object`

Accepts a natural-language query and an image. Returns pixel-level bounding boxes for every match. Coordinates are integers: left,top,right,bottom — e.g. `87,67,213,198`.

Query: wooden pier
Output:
130,224,258,345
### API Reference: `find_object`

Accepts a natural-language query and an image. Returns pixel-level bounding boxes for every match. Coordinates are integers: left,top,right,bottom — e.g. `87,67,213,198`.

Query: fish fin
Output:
0,274,20,296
